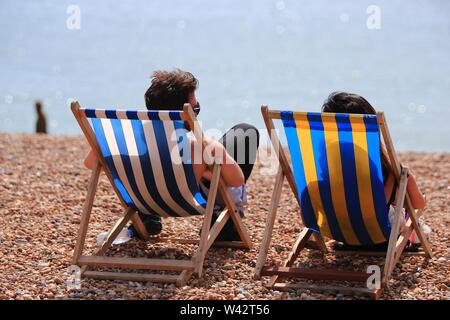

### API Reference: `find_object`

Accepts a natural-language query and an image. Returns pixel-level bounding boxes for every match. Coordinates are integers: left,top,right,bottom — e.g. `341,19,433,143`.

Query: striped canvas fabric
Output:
83,108,207,217
280,111,391,245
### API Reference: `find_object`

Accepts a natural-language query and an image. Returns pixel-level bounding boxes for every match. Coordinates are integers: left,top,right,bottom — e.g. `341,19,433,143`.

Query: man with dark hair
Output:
85,69,259,240
129,69,201,236
144,69,199,110
139,69,259,240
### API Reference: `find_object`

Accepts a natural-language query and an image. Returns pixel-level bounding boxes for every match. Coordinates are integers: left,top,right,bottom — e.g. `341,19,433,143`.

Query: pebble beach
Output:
0,132,448,300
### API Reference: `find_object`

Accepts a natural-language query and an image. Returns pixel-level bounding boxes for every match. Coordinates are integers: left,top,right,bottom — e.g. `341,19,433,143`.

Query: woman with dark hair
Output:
322,92,428,251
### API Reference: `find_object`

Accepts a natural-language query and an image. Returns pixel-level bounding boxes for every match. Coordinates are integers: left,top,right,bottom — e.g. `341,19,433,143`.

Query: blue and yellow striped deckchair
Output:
255,106,431,298
71,101,251,286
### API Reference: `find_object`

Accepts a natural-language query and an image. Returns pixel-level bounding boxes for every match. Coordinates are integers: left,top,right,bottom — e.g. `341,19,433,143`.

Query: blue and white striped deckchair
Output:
255,106,432,298
71,101,252,286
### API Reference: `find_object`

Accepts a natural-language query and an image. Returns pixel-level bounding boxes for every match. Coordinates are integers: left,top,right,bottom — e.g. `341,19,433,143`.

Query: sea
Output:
1,0,449,151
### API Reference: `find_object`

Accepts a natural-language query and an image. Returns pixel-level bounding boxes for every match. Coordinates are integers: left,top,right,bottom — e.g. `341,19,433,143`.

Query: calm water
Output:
1,0,449,151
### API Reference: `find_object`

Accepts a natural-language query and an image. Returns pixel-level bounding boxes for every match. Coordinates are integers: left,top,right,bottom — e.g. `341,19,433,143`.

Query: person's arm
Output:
384,170,426,210
407,172,426,209
202,139,244,187
384,172,396,202
84,148,98,170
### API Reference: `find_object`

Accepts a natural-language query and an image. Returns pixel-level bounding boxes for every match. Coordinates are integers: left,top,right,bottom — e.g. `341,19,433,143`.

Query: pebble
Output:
300,293,309,300
0,135,448,300
37,261,50,269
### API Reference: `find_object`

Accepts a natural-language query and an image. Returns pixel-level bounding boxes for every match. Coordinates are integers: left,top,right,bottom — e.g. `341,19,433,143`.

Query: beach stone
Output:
0,134,448,301
37,261,50,268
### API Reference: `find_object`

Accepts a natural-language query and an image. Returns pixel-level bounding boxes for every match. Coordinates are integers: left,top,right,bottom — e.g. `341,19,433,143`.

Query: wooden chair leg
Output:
273,282,382,299
218,180,252,249
72,161,101,264
268,228,314,287
80,207,135,275
378,113,432,258
383,168,408,285
205,209,230,250
254,166,284,278
94,208,136,255
394,219,413,259
312,232,328,255
130,211,150,240
195,164,221,277
404,197,432,258
176,270,194,287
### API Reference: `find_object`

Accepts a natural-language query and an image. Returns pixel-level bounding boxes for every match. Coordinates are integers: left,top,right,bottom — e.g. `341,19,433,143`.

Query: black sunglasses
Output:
193,102,201,116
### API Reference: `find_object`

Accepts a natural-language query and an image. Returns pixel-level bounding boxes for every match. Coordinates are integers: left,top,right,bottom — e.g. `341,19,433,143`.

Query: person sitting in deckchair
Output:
321,92,430,251
84,69,259,240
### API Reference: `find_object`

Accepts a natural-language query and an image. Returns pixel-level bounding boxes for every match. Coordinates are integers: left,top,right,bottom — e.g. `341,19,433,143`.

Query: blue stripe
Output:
335,113,357,128
169,111,182,121
307,113,346,241
362,115,379,132
281,112,320,232
152,120,203,215
280,111,295,127
173,120,207,207
105,110,117,119
364,116,391,239
149,111,160,120
110,119,165,215
336,114,373,244
90,118,137,211
126,111,138,120
85,109,96,118
130,120,182,217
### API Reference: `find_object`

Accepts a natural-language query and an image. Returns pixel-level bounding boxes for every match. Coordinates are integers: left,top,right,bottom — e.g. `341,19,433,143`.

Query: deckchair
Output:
70,101,251,286
255,106,432,298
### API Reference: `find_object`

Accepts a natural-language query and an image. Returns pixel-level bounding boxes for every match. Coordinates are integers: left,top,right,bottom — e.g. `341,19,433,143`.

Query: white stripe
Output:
158,113,173,121
95,109,106,119
121,120,169,218
142,121,191,217
116,110,127,119
164,121,205,215
100,119,151,215
138,112,150,121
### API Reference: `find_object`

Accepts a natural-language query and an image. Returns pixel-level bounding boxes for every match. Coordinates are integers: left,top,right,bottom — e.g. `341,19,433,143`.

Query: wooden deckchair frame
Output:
255,106,432,299
71,101,251,286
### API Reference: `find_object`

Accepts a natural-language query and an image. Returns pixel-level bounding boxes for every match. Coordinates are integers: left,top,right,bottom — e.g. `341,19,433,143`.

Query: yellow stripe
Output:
294,114,332,238
350,117,385,243
322,116,360,245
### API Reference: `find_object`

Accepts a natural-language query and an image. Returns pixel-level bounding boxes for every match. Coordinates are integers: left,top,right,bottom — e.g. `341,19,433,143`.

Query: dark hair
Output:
322,92,391,180
144,69,198,110
322,92,377,115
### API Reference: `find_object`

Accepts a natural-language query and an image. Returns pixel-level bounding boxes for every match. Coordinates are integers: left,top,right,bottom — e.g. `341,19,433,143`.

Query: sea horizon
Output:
1,0,449,152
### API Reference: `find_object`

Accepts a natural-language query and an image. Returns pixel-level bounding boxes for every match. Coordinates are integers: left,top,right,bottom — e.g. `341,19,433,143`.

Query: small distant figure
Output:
35,101,47,134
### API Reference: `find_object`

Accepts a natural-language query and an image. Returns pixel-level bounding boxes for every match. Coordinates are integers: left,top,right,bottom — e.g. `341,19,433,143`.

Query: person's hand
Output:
202,138,244,187
84,148,97,170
